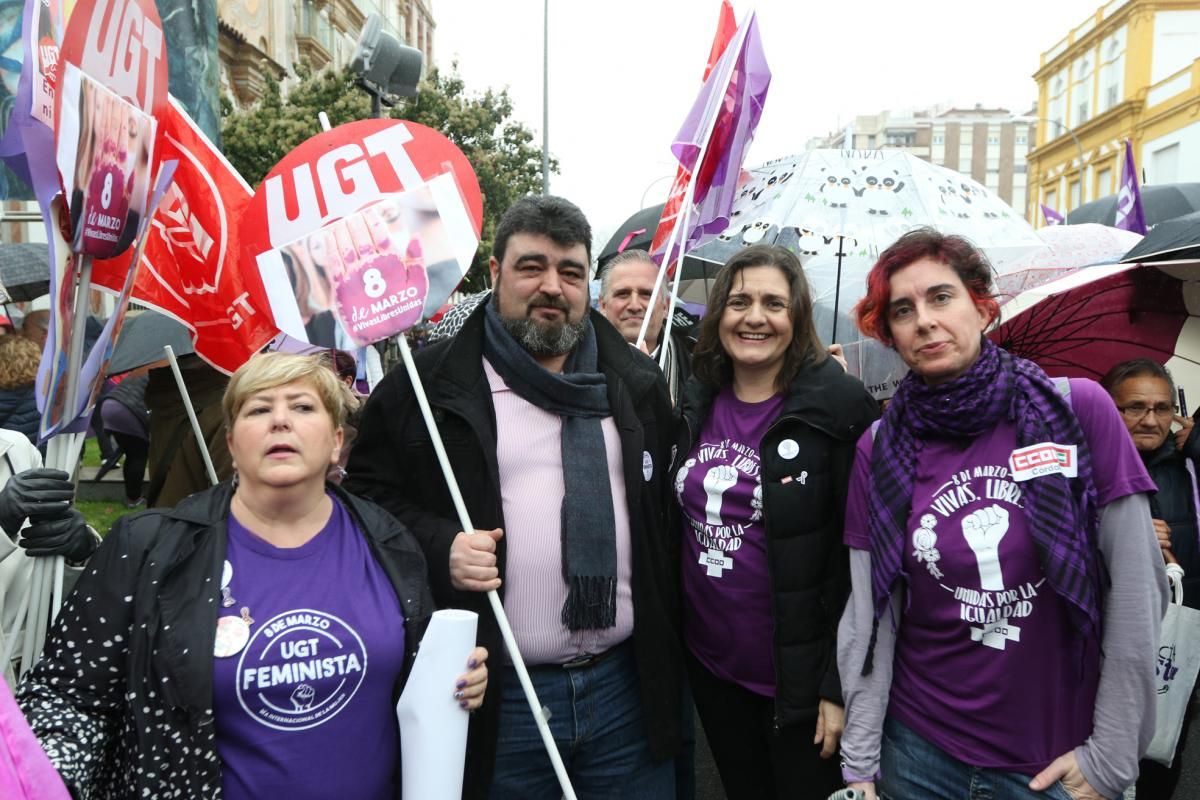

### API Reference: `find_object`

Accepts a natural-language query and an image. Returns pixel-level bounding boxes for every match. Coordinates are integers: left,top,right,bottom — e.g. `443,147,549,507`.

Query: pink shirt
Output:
485,360,634,664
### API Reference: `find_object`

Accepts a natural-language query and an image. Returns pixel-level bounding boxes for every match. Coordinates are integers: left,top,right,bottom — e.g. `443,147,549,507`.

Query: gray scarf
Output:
483,303,617,630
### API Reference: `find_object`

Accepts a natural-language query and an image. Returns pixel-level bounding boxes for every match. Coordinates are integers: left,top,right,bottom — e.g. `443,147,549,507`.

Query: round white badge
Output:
642,451,653,482
221,560,233,589
777,439,800,460
214,615,250,658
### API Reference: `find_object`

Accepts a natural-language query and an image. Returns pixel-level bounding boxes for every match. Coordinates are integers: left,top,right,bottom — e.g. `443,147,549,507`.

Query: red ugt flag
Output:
652,6,770,267
91,97,279,374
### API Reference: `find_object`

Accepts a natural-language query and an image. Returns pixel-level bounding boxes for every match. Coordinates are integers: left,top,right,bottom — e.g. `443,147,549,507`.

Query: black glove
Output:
21,507,97,562
0,468,74,540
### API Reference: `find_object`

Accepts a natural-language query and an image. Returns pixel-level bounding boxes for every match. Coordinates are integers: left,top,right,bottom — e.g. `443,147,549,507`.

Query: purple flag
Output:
1115,139,1147,235
666,11,771,259
1041,204,1064,226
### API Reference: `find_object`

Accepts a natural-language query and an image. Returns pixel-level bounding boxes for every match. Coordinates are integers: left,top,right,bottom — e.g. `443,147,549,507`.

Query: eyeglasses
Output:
1118,403,1178,421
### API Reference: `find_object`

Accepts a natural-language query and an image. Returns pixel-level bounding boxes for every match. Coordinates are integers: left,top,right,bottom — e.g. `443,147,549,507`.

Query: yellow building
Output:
1027,0,1200,224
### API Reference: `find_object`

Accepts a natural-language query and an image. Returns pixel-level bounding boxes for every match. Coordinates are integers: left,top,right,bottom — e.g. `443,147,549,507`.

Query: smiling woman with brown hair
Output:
19,352,488,800
670,244,878,799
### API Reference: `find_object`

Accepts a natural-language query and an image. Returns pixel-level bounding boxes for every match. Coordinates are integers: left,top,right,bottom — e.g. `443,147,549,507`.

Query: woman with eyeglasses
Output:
836,229,1167,800
1101,358,1199,799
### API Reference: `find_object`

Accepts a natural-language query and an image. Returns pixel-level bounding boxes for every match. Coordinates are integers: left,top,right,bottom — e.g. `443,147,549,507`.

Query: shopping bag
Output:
1145,564,1200,766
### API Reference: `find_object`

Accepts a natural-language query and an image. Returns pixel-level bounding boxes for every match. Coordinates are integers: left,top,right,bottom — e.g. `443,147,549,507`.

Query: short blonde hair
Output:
0,335,42,389
222,352,354,431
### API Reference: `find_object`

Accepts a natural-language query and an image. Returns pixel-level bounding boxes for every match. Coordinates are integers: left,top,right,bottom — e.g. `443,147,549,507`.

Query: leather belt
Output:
541,640,631,671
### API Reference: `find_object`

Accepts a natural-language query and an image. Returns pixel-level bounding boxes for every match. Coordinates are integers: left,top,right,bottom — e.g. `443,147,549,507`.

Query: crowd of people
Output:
0,194,1186,799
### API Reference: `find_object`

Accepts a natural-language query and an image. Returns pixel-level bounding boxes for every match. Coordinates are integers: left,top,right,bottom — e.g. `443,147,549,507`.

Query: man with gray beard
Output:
346,195,682,799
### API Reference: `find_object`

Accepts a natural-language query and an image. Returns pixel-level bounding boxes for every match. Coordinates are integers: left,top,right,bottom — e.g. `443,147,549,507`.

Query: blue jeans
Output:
488,642,674,800
879,717,1073,800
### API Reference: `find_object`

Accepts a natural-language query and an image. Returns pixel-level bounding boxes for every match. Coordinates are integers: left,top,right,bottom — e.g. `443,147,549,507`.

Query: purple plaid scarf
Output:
862,339,1101,673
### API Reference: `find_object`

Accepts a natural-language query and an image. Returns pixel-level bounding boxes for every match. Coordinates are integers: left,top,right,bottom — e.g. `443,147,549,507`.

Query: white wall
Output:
1152,10,1200,84
1143,119,1200,185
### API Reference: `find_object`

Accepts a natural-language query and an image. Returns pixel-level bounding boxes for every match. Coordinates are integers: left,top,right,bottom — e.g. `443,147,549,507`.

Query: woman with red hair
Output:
836,228,1166,800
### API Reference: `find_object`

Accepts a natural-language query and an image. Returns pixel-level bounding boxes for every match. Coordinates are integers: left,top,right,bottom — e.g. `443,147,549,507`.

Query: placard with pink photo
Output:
55,64,155,259
263,178,470,348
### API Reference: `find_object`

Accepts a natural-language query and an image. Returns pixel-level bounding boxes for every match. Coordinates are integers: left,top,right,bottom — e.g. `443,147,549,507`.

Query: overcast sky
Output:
437,0,1106,251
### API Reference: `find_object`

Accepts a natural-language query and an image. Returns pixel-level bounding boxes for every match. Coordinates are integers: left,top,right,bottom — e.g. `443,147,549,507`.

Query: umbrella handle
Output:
616,228,646,255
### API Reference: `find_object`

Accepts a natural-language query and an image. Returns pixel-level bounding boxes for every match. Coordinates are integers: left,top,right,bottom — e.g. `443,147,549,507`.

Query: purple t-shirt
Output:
844,378,1155,773
678,386,783,696
213,496,407,799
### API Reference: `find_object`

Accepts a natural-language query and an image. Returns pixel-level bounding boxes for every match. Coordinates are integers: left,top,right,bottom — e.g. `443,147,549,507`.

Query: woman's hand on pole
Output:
453,646,489,711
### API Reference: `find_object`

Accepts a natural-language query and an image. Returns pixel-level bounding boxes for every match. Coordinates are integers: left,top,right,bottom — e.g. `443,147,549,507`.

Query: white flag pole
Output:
164,345,220,487
634,10,751,354
23,248,94,673
314,109,573,797
396,335,578,800
656,190,698,373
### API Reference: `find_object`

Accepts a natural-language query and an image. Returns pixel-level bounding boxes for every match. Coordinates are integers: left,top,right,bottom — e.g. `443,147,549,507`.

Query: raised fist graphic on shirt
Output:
961,504,1009,591
291,683,316,711
703,464,738,525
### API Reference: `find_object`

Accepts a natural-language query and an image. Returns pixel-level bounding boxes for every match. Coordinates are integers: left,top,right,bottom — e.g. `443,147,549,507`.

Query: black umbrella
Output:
0,242,50,301
597,204,664,272
1121,210,1200,264
107,310,195,376
1067,182,1200,228
597,204,725,289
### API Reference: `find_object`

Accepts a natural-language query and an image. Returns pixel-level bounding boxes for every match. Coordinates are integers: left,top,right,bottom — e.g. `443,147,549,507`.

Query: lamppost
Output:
640,174,676,210
542,0,550,196
1022,113,1089,217
1022,115,1089,167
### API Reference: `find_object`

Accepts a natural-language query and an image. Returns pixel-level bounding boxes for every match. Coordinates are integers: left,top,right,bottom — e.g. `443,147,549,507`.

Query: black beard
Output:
500,313,587,357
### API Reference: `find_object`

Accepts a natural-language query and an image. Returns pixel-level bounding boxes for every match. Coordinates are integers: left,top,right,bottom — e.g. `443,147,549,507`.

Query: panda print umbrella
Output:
684,150,1046,398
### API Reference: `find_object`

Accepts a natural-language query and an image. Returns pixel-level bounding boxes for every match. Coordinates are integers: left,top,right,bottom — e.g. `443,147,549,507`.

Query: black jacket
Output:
0,385,38,443
1145,429,1200,608
345,305,683,795
673,358,878,727
17,482,434,800
103,374,150,432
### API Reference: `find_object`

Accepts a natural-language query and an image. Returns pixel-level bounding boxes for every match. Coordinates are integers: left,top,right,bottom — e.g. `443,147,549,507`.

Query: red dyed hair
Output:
855,227,1000,345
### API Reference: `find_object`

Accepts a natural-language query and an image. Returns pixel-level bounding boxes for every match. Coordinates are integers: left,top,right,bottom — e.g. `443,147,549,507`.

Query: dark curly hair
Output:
492,195,592,266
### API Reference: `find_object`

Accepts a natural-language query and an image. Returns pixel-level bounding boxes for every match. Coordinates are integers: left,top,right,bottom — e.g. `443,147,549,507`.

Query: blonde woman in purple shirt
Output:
19,352,488,799
837,228,1166,800
671,245,878,799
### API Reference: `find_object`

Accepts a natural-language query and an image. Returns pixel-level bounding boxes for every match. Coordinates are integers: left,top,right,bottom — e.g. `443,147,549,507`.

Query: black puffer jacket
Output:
672,357,878,727
1144,428,1200,608
0,385,38,443
103,374,150,432
18,482,434,800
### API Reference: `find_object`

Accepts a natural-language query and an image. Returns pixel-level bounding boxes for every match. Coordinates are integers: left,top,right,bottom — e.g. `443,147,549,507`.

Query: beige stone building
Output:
809,105,1035,216
219,0,436,107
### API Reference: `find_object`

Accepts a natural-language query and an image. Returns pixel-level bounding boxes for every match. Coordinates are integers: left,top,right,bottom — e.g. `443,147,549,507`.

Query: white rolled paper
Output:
396,608,479,800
